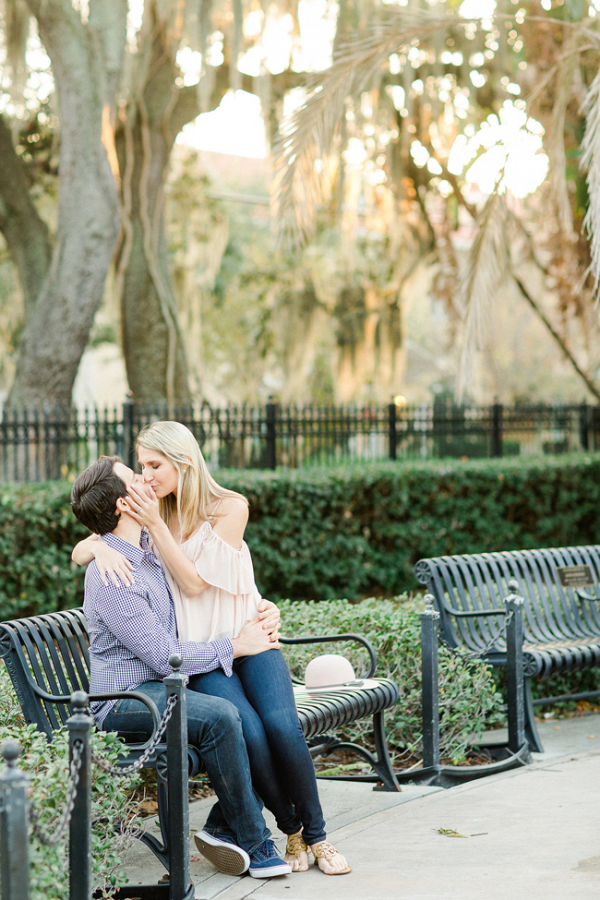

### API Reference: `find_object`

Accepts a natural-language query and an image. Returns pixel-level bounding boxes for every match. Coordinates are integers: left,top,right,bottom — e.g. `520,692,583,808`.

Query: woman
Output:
73,420,350,876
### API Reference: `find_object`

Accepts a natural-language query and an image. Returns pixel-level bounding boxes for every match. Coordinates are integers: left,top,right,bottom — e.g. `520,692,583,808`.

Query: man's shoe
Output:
248,839,292,878
194,830,250,876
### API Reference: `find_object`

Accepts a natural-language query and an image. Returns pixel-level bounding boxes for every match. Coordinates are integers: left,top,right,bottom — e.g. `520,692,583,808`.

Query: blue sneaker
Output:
194,830,250,875
248,839,292,878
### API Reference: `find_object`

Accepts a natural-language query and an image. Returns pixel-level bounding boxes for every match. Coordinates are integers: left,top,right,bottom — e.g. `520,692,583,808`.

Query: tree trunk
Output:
114,19,191,403
0,115,52,317
8,0,126,407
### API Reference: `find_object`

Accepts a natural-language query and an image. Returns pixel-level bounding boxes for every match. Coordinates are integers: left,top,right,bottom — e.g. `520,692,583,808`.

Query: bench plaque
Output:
555,565,594,588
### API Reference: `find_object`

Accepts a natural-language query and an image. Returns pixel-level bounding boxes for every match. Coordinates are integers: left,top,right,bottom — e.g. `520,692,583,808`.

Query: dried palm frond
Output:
1,0,30,101
272,7,468,244
581,67,600,301
456,191,510,401
545,35,579,239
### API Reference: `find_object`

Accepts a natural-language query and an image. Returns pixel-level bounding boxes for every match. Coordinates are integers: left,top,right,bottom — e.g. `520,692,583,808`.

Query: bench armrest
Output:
576,589,600,602
29,682,161,729
280,633,377,679
440,605,507,618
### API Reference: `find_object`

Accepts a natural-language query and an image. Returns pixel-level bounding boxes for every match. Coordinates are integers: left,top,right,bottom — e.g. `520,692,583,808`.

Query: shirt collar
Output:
100,529,151,565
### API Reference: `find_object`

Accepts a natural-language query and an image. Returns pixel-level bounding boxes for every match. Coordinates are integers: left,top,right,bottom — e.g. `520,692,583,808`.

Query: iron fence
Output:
0,399,598,481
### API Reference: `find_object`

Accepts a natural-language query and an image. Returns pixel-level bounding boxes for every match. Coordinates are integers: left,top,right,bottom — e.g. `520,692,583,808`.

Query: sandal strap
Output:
311,841,340,860
286,834,308,857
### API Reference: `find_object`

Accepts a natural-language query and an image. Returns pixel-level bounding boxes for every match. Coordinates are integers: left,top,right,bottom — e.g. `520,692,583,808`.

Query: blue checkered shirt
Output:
84,530,233,727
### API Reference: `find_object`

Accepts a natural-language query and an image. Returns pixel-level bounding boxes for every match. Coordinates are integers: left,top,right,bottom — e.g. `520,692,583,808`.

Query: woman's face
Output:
138,446,179,499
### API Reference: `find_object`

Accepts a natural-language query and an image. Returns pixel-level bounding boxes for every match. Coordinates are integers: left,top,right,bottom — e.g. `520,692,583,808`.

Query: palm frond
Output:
456,191,510,401
272,7,469,244
581,67,600,300
1,0,30,100
545,36,579,238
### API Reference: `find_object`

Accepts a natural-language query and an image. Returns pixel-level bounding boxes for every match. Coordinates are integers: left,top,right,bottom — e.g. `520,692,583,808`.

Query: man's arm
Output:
96,582,277,678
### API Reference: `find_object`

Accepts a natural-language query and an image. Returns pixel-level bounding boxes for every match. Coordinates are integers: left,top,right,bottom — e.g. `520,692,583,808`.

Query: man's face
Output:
113,462,143,492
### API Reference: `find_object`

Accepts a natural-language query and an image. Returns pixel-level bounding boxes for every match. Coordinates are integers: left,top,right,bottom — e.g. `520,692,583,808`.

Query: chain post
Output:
163,654,192,900
67,691,92,900
0,741,30,900
420,595,441,771
504,579,526,753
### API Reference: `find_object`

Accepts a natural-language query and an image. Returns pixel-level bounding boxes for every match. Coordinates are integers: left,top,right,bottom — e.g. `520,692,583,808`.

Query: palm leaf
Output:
272,7,469,243
581,67,600,300
456,191,510,401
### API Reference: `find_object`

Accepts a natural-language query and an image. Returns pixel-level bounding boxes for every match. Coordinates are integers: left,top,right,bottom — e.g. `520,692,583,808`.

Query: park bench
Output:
415,545,600,753
0,607,400,871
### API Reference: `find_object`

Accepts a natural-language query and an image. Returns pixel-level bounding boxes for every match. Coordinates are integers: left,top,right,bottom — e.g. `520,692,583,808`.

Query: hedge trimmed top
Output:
1,453,599,619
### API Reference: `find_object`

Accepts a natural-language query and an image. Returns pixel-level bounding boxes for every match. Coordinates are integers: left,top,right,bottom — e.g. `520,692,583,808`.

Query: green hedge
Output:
2,453,600,620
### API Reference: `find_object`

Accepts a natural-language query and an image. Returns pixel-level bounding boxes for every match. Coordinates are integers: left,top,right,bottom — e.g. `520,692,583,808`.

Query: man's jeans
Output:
103,680,269,853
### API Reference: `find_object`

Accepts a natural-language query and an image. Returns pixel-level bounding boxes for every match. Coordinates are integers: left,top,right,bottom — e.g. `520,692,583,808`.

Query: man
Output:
70,456,291,879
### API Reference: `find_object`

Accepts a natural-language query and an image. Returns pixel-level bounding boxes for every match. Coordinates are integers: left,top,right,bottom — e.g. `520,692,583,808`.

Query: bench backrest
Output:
0,608,90,738
415,545,600,652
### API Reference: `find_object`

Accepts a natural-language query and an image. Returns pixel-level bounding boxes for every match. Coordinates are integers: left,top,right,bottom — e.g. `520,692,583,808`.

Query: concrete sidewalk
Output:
120,714,600,900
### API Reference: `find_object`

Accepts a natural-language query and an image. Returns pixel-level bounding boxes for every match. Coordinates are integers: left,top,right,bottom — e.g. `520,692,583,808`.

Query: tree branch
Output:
514,274,600,403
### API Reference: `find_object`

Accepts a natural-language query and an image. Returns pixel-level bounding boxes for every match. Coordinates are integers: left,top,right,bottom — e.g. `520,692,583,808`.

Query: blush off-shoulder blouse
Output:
150,520,261,643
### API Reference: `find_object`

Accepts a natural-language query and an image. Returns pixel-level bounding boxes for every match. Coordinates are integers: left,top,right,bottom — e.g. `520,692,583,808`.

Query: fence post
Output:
163,654,193,900
67,692,92,900
504,579,526,754
0,741,30,900
122,398,135,470
388,402,397,461
420,596,440,772
580,401,589,451
491,402,503,457
265,401,277,470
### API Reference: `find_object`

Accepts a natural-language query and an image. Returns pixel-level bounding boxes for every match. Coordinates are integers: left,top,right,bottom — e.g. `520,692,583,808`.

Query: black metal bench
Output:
0,608,400,869
415,545,600,753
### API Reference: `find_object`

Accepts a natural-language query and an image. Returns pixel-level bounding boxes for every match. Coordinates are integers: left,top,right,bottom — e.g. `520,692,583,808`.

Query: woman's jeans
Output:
189,648,327,845
103,680,269,853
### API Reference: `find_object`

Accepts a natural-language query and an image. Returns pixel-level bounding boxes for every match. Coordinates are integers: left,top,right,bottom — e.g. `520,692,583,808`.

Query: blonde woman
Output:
73,420,350,876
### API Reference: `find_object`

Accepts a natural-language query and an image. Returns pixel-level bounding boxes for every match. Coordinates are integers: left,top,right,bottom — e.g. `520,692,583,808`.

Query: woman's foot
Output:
309,840,352,875
285,832,309,871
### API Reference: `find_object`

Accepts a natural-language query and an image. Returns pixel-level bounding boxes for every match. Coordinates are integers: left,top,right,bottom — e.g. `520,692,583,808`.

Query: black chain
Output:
29,740,83,846
91,694,178,777
439,608,515,662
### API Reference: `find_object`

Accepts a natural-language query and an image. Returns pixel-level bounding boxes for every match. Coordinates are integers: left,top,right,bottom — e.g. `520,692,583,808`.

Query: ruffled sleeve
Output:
189,521,258,595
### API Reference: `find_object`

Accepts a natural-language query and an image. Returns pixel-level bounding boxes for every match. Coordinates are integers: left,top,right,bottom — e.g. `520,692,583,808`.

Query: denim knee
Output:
186,692,244,746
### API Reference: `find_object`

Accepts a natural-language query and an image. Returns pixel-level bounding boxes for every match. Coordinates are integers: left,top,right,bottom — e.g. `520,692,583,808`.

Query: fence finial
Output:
0,740,20,768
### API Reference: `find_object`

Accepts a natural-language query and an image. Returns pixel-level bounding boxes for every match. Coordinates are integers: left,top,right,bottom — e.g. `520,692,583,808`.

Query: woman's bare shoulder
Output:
210,495,249,547
218,495,249,521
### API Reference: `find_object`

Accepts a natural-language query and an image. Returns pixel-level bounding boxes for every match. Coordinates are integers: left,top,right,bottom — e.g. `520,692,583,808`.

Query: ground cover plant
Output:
0,665,140,899
279,595,505,765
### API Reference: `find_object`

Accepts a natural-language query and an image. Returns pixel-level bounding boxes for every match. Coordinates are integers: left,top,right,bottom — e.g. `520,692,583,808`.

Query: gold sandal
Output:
310,840,352,875
285,833,309,871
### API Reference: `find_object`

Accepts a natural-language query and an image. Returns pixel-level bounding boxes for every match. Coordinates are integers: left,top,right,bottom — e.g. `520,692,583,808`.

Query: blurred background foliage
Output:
1,1,600,407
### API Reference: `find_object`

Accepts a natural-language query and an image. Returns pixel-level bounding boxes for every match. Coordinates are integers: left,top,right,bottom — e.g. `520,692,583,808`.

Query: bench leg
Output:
524,677,544,753
308,712,401,792
372,710,402,792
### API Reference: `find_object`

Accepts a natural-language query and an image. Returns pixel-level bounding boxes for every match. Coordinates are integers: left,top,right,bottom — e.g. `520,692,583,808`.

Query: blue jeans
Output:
103,680,269,853
189,649,327,845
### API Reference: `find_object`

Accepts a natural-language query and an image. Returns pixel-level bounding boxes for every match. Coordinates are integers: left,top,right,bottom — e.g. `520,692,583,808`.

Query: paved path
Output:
120,713,600,900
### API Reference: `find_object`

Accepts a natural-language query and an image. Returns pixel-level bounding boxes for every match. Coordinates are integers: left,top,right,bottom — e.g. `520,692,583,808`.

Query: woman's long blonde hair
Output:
135,420,246,540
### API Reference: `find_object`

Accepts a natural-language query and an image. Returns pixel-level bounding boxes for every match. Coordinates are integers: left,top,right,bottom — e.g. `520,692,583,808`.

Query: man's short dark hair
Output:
71,456,127,535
